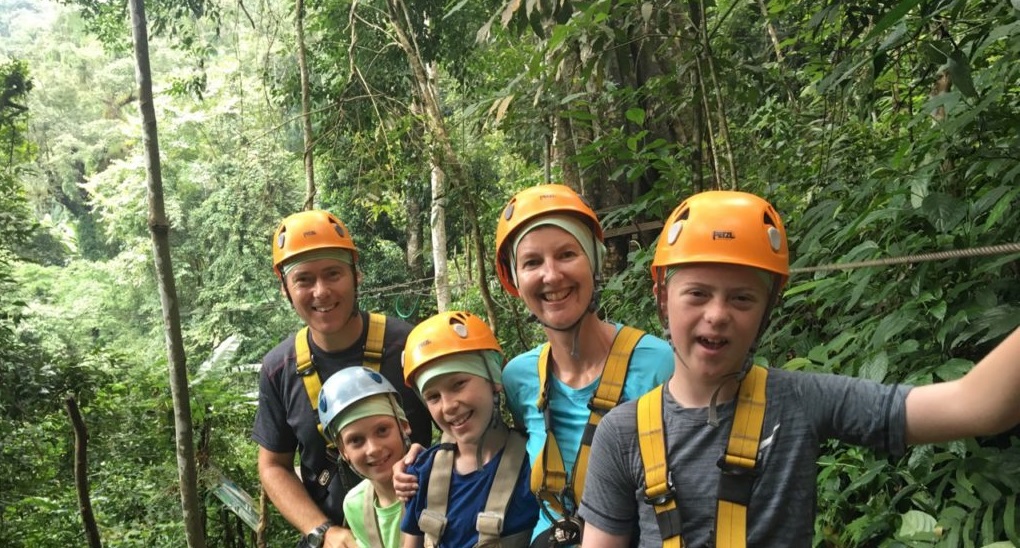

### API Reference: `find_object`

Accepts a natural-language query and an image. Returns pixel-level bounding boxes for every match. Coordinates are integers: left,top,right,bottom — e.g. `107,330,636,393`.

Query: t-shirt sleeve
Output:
794,370,912,457
577,403,640,536
251,349,297,452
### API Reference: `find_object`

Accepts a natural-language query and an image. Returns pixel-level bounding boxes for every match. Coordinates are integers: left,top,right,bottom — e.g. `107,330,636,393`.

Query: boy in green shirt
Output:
318,366,412,547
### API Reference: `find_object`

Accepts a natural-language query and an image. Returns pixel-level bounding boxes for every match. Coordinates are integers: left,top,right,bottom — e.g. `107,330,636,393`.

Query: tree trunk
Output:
127,1,205,546
296,0,316,209
65,398,102,548
404,179,425,281
429,154,451,311
384,0,499,324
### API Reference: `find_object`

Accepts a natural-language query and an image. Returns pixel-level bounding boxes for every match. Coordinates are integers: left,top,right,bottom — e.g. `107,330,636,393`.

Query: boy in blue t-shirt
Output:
400,311,539,548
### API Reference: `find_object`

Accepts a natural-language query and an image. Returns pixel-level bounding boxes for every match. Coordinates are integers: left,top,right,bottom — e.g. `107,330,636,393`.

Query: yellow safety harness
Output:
637,365,768,547
295,312,387,413
297,312,387,452
530,326,646,519
417,430,532,548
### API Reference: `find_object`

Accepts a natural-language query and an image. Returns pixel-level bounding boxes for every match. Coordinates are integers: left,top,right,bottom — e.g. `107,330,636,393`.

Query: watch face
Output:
306,523,330,548
307,532,325,548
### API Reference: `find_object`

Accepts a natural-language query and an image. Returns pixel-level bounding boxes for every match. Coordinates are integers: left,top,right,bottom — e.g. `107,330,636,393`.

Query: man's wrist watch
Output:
303,520,332,548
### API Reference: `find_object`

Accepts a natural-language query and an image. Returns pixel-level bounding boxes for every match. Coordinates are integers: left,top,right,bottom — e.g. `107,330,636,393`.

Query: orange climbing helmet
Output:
272,210,358,280
494,184,603,296
651,190,789,287
402,311,503,389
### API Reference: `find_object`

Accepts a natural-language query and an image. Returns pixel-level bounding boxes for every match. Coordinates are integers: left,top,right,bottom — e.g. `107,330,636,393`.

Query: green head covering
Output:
509,214,605,287
414,352,503,395
333,393,407,439
281,249,354,278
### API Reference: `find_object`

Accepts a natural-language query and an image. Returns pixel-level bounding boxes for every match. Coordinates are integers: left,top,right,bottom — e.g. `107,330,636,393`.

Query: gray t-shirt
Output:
577,368,911,546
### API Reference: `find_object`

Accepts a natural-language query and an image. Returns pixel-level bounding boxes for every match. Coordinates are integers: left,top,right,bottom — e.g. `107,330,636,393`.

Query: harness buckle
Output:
550,515,584,546
585,400,607,415
643,471,677,506
716,455,757,506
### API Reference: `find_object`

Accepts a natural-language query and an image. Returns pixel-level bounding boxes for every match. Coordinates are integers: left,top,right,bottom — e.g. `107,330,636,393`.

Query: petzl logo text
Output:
712,231,735,240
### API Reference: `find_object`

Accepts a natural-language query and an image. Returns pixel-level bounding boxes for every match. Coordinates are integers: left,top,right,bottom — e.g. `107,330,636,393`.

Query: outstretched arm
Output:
906,327,1020,444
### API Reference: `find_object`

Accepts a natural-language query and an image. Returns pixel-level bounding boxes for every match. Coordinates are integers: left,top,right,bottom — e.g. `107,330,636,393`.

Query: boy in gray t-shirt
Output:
577,191,1020,547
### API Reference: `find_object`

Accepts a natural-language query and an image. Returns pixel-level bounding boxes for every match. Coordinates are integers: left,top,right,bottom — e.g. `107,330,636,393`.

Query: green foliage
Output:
4,0,1020,545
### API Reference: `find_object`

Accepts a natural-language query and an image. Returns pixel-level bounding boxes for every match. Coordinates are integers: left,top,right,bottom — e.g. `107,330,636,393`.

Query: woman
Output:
397,184,673,547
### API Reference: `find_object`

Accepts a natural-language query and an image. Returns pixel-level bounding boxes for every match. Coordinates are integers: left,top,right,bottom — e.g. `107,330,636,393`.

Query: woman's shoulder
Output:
503,345,545,377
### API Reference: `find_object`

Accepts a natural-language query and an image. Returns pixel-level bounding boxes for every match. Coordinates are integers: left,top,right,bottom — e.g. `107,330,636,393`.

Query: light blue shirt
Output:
501,324,674,541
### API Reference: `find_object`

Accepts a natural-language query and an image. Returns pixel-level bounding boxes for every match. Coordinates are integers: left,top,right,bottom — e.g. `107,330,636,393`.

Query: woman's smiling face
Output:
513,226,594,330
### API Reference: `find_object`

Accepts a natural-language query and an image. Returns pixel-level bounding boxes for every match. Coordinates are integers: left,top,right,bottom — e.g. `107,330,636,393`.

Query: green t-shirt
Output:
342,479,403,548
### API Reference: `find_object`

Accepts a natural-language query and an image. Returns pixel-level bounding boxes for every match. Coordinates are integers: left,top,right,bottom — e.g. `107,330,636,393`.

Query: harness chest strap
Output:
418,431,530,548
636,365,769,548
530,326,645,517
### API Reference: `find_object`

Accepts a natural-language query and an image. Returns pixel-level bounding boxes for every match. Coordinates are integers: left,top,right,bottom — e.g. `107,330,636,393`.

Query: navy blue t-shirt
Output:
401,441,539,546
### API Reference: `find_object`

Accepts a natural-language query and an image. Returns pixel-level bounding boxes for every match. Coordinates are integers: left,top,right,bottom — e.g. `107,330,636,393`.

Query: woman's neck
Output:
545,317,616,388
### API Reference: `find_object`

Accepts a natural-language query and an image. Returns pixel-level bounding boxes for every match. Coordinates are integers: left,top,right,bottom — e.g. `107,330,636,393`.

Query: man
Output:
253,210,432,548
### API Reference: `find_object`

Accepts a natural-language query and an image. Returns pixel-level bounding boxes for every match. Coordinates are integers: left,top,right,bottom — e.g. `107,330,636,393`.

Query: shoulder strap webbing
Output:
294,326,320,411
475,431,528,546
362,482,385,548
296,313,388,413
363,312,386,370
637,365,769,548
530,326,645,517
715,365,768,548
637,385,683,547
419,445,455,548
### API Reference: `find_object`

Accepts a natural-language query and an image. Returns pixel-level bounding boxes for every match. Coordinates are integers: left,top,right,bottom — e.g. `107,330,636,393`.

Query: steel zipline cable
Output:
355,242,1020,300
790,242,1020,275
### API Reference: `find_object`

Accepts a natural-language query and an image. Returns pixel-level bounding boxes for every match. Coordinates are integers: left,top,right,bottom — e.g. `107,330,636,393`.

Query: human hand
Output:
323,525,357,548
393,443,425,502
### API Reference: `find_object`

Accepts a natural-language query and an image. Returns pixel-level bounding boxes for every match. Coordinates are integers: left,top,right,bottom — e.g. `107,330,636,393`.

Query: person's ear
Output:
653,280,668,319
492,383,504,394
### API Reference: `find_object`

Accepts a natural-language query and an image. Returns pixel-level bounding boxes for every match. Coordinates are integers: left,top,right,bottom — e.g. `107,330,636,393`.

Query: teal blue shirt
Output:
501,324,674,541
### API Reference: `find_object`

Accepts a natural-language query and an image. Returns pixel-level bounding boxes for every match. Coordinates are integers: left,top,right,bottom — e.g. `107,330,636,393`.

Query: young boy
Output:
577,190,1020,546
400,311,539,547
318,366,413,548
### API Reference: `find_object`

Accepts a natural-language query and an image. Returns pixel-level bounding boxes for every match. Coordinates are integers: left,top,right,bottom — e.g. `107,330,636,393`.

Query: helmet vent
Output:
767,226,782,252
667,220,684,245
277,232,286,249
331,221,346,238
504,202,515,220
452,322,469,339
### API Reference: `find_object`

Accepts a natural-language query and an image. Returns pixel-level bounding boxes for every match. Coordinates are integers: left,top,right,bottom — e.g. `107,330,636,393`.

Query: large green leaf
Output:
920,192,968,233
